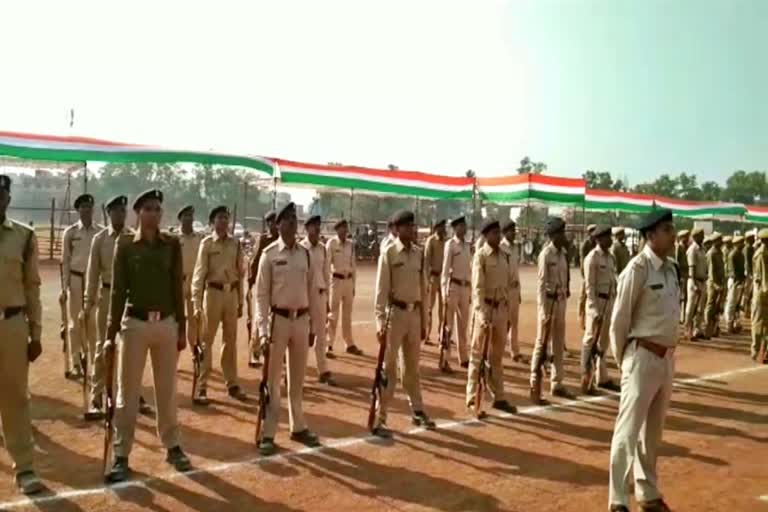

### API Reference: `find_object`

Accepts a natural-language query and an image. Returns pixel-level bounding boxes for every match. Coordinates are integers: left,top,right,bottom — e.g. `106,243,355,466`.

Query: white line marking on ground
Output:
0,364,765,509
759,494,768,502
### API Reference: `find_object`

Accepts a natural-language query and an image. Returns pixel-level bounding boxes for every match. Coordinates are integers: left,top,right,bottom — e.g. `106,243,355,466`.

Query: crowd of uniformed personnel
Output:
0,173,765,510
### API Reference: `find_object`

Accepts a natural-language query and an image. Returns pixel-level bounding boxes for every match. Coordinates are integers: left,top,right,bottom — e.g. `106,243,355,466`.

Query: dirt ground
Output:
0,262,766,512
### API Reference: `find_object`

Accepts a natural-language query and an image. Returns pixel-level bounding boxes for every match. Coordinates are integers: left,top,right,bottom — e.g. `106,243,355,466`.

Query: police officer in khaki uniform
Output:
675,229,690,323
686,227,707,340
704,232,725,338
423,219,447,345
299,215,336,385
441,216,471,369
578,224,597,330
177,205,203,352
742,231,756,317
530,217,574,403
610,227,631,275
327,219,363,356
725,235,746,333
107,189,191,482
580,225,620,395
84,195,131,419
608,209,678,512
500,220,527,363
0,175,44,494
255,202,321,455
466,219,518,416
191,206,246,405
61,193,100,378
751,229,768,361
372,210,436,438
247,210,278,366
380,218,397,254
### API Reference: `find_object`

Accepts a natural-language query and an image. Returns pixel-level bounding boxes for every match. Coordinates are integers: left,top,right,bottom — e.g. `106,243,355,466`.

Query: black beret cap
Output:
545,217,566,235
392,210,415,226
501,219,516,232
0,174,10,192
276,202,296,223
434,219,446,229
305,215,321,227
209,205,230,223
105,195,128,211
132,189,163,211
480,218,500,235
264,210,277,222
334,219,348,229
450,215,466,227
177,204,194,220
593,224,612,238
74,193,95,209
637,208,673,235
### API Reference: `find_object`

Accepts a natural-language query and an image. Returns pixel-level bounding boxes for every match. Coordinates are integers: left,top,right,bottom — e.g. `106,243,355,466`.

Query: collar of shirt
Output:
77,220,98,231
133,228,168,244
212,231,230,242
334,236,350,246
452,235,466,245
642,244,667,271
394,237,417,253
107,224,126,237
277,237,301,253
1,218,12,229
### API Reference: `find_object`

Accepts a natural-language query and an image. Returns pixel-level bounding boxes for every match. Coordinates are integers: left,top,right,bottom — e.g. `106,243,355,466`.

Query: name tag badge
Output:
650,283,663,290
148,311,161,322
393,262,404,268
275,260,287,266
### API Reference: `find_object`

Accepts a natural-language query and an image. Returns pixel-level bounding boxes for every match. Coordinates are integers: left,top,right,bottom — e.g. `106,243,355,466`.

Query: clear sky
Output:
1,0,765,188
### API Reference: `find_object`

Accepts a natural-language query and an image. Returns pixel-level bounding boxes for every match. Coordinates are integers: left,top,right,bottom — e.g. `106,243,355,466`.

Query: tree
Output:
722,170,766,205
516,156,547,175
582,170,626,191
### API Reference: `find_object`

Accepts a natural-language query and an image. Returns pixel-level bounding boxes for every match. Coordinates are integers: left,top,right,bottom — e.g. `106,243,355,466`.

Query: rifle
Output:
582,291,612,392
79,285,90,417
532,284,559,402
473,292,495,419
437,273,452,371
367,305,392,431
102,337,116,477
254,312,275,444
59,263,71,375
679,278,687,325
191,316,205,401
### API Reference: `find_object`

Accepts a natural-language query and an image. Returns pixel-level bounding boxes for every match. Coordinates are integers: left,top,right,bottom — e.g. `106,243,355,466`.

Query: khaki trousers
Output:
309,289,330,375
577,281,586,325
609,341,674,508
263,314,310,438
466,304,509,406
0,314,35,473
507,286,522,357
425,274,443,341
529,297,567,390
67,274,97,368
328,276,354,349
704,282,725,336
199,287,239,391
89,287,110,401
685,280,706,335
724,278,744,327
444,282,470,364
185,296,199,348
580,299,614,384
373,307,424,428
741,279,753,317
752,290,767,357
114,316,180,458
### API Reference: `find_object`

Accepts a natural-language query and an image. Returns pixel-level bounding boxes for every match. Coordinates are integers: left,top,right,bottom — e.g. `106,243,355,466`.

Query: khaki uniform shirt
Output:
610,245,680,363
191,232,244,313
248,232,278,288
254,238,313,336
537,241,569,305
62,220,100,285
728,247,745,282
707,247,725,287
584,245,617,317
374,238,427,332
754,245,768,293
380,233,396,254
675,242,689,281
500,237,520,290
579,238,596,276
179,230,203,295
0,218,41,340
441,236,471,292
109,229,185,337
327,236,356,285
687,242,707,281
85,225,132,310
424,234,445,278
744,243,755,277
300,237,330,291
472,242,516,324
611,240,631,275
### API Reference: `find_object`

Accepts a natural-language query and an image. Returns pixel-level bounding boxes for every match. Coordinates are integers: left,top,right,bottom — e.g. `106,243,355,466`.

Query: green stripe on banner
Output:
281,172,473,200
745,214,768,224
584,200,654,213
668,207,745,218
481,189,584,205
0,144,274,175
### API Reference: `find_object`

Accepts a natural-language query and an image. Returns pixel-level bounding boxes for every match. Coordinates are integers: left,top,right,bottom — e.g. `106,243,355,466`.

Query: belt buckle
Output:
0,310,5,320
290,309,298,320
406,303,415,312
148,311,161,323
222,283,231,292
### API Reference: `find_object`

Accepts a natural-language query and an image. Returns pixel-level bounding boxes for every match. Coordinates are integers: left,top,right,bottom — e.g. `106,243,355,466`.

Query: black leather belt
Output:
546,292,559,299
70,270,84,277
430,270,441,277
0,306,24,320
102,283,111,290
208,281,238,291
127,307,171,322
484,298,505,308
272,307,308,319
391,299,421,311
598,292,610,299
333,272,353,280
450,277,470,287
318,289,326,294
635,338,672,358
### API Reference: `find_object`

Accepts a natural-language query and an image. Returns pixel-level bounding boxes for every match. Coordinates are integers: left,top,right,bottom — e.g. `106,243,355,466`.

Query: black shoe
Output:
193,390,210,406
345,345,364,356
139,396,154,416
166,446,191,472
371,425,394,438
609,506,630,512
492,400,517,414
423,339,435,346
597,380,621,392
460,361,469,369
638,498,672,512
259,437,277,456
248,355,261,368
84,401,105,421
14,471,43,495
290,429,321,447
529,386,549,406
551,386,576,400
512,354,529,364
319,371,337,386
466,400,488,419
412,411,436,429
326,346,337,359
228,385,248,402
439,363,454,374
106,456,130,483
